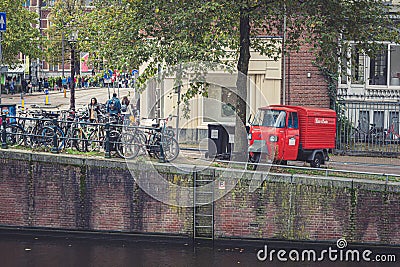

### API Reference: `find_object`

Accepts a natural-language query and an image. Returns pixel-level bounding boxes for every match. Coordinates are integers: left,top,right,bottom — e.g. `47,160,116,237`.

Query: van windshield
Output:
252,109,286,128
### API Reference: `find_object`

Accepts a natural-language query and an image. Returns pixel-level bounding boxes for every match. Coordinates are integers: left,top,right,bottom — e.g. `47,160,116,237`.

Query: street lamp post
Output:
68,31,77,111
62,31,65,78
0,31,3,104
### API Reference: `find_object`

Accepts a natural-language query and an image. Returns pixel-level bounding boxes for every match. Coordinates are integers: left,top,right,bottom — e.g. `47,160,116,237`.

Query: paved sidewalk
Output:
330,154,400,165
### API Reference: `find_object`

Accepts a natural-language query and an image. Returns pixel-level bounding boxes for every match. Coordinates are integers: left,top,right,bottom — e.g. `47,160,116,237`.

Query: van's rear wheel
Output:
310,153,323,168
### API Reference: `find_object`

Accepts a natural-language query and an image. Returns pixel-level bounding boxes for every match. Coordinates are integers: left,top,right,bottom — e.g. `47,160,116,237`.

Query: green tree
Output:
45,0,86,110
79,0,399,160
77,0,145,73
0,0,42,66
45,0,86,67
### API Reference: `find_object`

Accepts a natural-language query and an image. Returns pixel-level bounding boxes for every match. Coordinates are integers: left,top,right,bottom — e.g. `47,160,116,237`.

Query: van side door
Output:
283,112,300,160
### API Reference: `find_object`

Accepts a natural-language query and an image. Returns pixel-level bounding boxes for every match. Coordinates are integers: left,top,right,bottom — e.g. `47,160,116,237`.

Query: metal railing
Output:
336,100,400,156
0,113,179,162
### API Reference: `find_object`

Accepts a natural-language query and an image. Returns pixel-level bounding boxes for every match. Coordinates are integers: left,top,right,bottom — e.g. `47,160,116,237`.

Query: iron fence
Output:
336,100,400,156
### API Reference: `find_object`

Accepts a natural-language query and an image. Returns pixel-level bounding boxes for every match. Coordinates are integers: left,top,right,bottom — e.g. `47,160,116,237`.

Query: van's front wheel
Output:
248,152,261,170
310,153,323,168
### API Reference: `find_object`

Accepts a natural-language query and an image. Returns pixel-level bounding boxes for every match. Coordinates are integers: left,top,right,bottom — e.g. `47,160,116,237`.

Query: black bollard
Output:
1,113,8,149
51,119,59,153
105,123,111,158
158,132,166,163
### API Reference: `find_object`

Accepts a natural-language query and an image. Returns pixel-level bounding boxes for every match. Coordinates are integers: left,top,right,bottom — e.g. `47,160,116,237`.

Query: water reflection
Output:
0,231,398,267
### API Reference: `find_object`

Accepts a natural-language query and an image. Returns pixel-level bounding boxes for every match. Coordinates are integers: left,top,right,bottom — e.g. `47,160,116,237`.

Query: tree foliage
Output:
52,0,399,159
75,0,399,100
0,0,42,66
45,0,86,66
78,1,142,71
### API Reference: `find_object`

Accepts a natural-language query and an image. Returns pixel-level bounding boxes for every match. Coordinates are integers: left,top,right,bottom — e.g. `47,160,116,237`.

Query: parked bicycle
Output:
1,108,180,161
351,121,385,144
136,116,179,161
384,116,400,144
0,113,26,147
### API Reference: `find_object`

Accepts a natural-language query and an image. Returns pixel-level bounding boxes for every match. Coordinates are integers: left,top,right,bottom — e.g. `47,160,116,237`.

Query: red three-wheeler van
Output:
248,105,337,168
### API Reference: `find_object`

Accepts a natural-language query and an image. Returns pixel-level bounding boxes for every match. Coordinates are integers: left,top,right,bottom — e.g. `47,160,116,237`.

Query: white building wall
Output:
139,51,282,142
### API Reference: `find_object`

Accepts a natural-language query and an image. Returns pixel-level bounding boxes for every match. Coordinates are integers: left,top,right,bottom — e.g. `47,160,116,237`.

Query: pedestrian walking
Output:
38,78,43,92
57,77,62,91
106,93,121,116
21,79,28,94
62,77,67,90
88,97,101,122
121,96,130,112
28,80,33,94
44,78,49,91
10,78,15,95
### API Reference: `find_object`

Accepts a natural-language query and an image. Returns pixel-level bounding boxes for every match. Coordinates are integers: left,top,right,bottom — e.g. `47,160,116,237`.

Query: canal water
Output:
0,230,398,267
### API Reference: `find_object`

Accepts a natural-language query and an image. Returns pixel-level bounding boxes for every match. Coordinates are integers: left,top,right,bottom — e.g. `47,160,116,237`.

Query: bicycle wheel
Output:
41,126,65,150
156,137,179,162
87,128,102,152
72,128,87,152
116,132,140,159
29,125,45,148
5,124,26,146
164,127,175,138
132,129,147,154
64,127,75,149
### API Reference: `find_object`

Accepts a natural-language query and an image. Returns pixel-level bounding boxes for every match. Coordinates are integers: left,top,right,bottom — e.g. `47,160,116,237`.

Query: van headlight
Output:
247,133,252,140
269,135,278,142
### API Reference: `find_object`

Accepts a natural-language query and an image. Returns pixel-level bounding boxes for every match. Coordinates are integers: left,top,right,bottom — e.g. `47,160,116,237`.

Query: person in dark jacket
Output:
21,79,28,94
106,93,121,115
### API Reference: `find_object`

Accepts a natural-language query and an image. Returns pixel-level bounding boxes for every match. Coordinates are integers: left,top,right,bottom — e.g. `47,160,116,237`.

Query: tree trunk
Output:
232,8,250,162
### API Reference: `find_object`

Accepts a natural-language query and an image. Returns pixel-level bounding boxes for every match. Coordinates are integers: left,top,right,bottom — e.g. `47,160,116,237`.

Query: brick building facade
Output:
284,46,330,108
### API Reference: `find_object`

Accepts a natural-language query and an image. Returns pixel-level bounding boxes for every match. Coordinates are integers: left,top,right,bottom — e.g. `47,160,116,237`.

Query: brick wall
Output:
285,46,331,108
0,157,30,226
0,150,399,245
0,152,192,237
214,174,400,245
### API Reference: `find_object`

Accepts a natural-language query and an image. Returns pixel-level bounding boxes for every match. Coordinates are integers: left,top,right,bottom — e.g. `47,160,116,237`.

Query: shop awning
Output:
7,66,25,73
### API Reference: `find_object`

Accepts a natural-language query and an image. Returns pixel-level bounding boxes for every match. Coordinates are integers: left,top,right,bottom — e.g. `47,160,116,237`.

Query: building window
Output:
41,0,55,6
49,64,58,72
359,111,370,133
340,45,365,85
369,47,388,85
373,111,384,130
221,87,236,117
389,45,400,86
203,85,236,123
340,43,400,87
23,0,31,7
